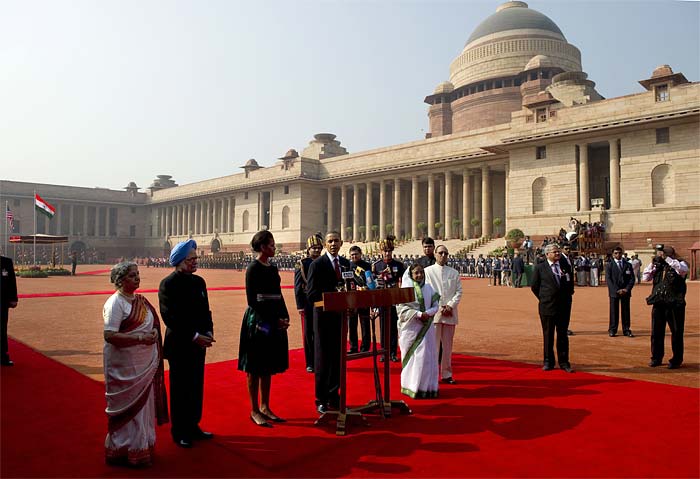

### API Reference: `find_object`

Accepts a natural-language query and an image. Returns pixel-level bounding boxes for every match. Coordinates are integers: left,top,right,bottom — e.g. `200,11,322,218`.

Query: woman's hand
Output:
279,318,290,330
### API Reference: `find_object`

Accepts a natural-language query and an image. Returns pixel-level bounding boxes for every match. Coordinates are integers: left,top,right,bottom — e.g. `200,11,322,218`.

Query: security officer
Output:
294,234,323,372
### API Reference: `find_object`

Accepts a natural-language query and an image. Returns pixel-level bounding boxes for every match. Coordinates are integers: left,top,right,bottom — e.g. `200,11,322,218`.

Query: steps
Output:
337,237,506,257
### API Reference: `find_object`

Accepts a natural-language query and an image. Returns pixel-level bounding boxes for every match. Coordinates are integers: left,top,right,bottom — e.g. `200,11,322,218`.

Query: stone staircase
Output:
337,237,505,257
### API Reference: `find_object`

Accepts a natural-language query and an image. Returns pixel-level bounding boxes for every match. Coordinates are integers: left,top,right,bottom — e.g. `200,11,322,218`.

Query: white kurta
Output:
103,293,159,465
396,280,440,399
424,264,463,380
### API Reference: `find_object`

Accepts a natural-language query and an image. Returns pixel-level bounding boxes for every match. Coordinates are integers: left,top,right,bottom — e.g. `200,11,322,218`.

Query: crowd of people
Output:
0,224,689,469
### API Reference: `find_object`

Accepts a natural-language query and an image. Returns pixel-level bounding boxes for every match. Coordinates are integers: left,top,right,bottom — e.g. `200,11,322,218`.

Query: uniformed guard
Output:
371,235,405,362
294,234,323,372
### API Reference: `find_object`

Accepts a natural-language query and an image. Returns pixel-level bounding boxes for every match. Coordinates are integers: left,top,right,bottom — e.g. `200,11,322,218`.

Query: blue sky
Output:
1,0,698,191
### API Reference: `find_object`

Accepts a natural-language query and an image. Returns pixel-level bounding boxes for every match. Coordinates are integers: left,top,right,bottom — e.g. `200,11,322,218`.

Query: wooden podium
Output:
315,287,414,435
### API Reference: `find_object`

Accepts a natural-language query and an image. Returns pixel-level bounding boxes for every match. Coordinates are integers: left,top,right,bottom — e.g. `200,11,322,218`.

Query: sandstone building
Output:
1,1,698,260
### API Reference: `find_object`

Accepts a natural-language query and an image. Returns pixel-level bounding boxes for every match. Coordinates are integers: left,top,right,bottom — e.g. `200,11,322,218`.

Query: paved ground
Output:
7,264,699,388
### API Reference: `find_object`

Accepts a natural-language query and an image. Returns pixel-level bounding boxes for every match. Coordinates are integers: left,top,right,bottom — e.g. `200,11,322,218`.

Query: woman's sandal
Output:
250,412,272,428
260,409,286,423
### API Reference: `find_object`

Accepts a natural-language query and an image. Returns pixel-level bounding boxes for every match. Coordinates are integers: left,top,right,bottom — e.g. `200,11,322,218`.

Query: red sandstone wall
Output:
451,88,522,133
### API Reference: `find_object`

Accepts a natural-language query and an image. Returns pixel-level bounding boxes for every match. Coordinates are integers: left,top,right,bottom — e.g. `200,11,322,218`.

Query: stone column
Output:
427,173,435,238
352,183,360,242
68,205,74,235
327,188,334,232
579,144,589,211
379,180,386,240
82,206,88,236
171,207,177,236
393,178,401,239
365,182,373,242
438,177,445,238
193,204,198,235
340,185,347,241
504,162,510,228
220,199,225,232
481,165,492,236
609,139,620,209
445,170,453,239
411,176,419,239
462,169,471,239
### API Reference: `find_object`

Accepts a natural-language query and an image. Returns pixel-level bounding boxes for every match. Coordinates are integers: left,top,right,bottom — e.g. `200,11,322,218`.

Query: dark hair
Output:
251,230,274,252
409,263,423,275
613,247,623,253
422,237,435,246
325,230,341,240
349,245,362,254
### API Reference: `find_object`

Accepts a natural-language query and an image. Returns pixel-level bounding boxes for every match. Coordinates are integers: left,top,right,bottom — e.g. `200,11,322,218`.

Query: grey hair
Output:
544,244,560,255
110,261,138,288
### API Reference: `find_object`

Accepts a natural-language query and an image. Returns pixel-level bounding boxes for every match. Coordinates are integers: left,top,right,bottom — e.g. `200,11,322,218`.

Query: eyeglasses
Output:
184,256,199,262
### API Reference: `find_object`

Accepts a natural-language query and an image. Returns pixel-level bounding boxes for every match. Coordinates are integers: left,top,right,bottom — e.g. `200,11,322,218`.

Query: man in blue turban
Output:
158,239,215,448
169,239,197,267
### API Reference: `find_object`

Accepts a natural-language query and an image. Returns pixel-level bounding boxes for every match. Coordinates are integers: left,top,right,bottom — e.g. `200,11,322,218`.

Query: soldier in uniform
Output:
294,234,323,372
348,245,372,353
372,235,405,362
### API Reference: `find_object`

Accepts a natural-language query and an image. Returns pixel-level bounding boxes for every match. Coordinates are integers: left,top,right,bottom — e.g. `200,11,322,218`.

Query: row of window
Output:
455,38,576,66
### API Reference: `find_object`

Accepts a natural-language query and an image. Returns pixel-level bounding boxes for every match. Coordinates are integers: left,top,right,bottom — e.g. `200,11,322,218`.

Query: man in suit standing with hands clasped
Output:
606,247,636,337
307,231,350,414
531,243,575,373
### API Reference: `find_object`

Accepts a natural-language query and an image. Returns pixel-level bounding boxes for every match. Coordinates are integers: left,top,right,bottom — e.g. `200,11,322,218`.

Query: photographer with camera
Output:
643,245,688,369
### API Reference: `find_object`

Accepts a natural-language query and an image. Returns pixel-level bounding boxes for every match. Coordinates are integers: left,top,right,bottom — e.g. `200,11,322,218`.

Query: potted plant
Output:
346,226,353,240
417,222,427,238
371,224,379,241
434,222,443,239
358,225,366,242
470,217,480,238
385,224,393,236
493,217,503,237
452,218,462,239
505,228,525,249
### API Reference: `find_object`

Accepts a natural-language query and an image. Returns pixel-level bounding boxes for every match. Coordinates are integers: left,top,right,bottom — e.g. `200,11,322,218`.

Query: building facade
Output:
1,1,698,260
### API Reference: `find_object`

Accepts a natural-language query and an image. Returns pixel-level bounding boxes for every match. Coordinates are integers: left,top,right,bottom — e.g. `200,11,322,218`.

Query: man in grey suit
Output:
531,244,575,373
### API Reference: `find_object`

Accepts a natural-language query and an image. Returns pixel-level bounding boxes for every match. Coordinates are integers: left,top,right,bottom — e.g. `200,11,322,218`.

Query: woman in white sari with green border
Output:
397,263,440,399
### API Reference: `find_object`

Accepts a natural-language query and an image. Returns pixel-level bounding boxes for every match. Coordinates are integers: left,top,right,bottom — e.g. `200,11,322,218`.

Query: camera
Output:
653,255,665,265
655,244,664,251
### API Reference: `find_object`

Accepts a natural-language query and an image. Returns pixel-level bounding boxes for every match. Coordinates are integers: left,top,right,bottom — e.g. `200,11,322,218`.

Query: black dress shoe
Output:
379,356,385,363
542,364,553,371
306,366,314,373
624,330,634,338
668,362,681,369
1,359,14,366
648,359,662,367
567,330,574,336
316,404,328,414
441,377,456,384
175,439,192,448
609,332,616,337
193,428,214,440
348,348,358,354
560,364,575,373
390,355,399,363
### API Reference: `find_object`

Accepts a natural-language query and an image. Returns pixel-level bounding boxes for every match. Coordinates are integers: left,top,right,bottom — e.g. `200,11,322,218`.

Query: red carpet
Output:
1,339,698,478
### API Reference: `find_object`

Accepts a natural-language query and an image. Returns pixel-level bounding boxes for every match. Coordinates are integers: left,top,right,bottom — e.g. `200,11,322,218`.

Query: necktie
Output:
552,262,561,284
333,257,341,280
617,260,622,270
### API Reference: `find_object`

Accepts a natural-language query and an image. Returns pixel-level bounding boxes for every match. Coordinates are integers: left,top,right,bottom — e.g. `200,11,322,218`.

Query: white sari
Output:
396,279,440,399
103,292,164,466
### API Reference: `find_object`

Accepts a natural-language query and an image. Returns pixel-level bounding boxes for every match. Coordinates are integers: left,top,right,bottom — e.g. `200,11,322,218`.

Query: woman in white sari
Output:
397,263,440,399
103,262,168,467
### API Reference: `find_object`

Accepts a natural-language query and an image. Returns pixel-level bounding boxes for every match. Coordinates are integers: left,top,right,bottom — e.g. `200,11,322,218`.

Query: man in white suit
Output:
424,245,463,384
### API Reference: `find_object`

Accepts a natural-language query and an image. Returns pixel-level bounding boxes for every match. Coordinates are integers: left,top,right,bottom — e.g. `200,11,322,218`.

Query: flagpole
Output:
33,189,37,266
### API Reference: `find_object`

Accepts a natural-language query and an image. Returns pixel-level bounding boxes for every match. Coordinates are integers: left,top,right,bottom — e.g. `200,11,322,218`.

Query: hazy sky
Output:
1,0,698,192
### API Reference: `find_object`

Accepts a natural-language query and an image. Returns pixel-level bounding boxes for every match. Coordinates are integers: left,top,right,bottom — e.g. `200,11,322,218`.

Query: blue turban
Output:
170,239,197,266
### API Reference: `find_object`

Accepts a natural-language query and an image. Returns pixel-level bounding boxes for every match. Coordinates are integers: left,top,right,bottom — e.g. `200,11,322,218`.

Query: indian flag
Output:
35,193,56,219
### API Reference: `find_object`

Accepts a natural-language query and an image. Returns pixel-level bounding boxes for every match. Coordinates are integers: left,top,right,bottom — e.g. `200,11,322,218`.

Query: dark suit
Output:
349,259,372,352
307,254,350,408
531,259,574,368
605,259,636,335
512,255,525,287
158,271,214,442
371,258,405,357
294,257,315,369
1,256,18,364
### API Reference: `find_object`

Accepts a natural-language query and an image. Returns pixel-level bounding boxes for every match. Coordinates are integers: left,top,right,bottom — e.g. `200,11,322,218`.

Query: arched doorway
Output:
211,238,221,253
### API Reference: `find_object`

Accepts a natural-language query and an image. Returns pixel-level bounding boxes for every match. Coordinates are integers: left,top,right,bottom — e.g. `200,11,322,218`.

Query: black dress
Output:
238,260,289,375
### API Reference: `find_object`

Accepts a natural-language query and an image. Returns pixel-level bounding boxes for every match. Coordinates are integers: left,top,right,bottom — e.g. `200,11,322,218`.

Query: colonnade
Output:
327,165,500,242
157,197,236,238
577,139,621,211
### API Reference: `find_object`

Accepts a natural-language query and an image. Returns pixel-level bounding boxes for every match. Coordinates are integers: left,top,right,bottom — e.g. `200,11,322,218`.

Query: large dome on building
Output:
449,1,581,88
466,1,564,46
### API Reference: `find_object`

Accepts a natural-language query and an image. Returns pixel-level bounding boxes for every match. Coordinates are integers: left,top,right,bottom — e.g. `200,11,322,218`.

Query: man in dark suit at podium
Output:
1,255,18,366
531,244,575,373
605,247,636,337
307,231,350,414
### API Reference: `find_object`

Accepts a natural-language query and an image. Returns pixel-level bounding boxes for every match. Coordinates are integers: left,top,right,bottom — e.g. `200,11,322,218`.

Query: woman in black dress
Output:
238,230,290,427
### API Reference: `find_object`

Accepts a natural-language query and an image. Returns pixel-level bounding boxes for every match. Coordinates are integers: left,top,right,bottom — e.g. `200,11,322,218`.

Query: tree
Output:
470,217,480,238
493,217,503,237
358,225,366,241
506,228,525,249
371,224,379,240
385,224,393,236
416,222,427,238
345,226,353,240
452,218,462,239
434,222,443,239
